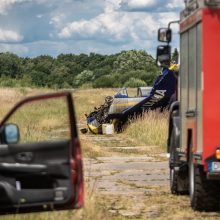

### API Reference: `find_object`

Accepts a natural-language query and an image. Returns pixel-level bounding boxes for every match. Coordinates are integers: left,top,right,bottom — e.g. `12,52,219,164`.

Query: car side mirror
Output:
1,124,20,144
158,28,172,43
156,45,171,67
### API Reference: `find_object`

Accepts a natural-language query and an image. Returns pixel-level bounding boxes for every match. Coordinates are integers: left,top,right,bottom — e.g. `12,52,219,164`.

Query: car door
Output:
0,92,83,214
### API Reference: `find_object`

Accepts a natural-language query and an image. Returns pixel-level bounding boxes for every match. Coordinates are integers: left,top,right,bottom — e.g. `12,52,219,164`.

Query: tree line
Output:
0,50,161,88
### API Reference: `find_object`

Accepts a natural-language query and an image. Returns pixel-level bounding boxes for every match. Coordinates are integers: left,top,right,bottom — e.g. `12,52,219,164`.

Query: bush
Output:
124,78,147,88
81,83,93,89
74,70,94,87
93,75,115,88
0,75,30,87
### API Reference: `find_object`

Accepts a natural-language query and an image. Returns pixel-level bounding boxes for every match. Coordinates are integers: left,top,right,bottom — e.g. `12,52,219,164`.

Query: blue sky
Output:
0,0,184,57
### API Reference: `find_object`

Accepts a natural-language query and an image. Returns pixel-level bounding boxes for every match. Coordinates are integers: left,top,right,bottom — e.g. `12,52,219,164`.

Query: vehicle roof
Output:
180,0,220,21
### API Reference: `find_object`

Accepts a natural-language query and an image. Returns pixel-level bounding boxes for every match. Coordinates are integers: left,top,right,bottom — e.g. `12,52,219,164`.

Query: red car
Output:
0,92,83,214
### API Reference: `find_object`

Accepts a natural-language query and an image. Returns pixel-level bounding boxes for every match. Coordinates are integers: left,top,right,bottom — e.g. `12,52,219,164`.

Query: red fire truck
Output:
157,0,220,211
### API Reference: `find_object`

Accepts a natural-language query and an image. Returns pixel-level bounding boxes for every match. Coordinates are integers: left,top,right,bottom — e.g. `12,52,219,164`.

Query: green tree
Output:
124,78,147,88
0,50,160,89
74,70,94,87
113,50,156,73
93,75,115,88
172,48,179,63
50,66,71,88
0,52,22,78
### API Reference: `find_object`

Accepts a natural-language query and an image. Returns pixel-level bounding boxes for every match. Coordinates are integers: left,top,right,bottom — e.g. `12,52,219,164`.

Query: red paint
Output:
204,162,208,172
73,138,84,208
202,9,220,163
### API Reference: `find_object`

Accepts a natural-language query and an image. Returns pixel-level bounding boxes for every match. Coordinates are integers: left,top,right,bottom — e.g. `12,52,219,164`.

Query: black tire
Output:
169,127,189,194
169,128,177,194
189,150,220,211
170,165,178,194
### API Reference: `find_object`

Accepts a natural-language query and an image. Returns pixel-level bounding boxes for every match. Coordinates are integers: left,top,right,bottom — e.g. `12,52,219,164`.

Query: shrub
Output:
124,78,147,88
93,75,115,88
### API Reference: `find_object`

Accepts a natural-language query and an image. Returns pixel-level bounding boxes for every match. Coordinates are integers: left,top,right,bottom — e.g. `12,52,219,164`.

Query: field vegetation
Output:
0,88,219,219
0,50,159,89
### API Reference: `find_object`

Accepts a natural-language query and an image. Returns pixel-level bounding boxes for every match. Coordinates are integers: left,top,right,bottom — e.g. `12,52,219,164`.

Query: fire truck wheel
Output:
170,127,189,195
189,151,220,211
169,128,179,194
170,167,178,194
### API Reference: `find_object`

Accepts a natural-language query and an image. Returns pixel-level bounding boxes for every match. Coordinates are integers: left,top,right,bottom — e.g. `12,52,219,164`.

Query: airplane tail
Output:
122,68,177,117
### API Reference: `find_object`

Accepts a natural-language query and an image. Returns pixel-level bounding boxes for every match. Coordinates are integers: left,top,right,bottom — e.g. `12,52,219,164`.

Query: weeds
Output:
121,110,169,149
1,88,218,220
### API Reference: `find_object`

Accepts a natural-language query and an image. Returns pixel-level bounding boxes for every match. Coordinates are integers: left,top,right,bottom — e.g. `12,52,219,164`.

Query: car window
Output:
7,97,69,144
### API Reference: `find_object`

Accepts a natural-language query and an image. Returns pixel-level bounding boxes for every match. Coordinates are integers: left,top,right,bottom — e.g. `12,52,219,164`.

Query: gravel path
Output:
81,130,220,219
85,157,169,195
84,155,169,217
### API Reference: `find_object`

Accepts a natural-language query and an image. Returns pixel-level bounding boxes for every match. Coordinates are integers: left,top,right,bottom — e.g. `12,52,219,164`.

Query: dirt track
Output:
82,132,171,218
85,157,168,195
82,134,220,219
84,156,169,217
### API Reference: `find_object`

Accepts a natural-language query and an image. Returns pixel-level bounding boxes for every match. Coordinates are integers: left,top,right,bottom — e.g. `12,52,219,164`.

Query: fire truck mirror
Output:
156,45,171,67
158,28,172,43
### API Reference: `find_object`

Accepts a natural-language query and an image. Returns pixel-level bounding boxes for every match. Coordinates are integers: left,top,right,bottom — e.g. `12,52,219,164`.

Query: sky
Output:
0,0,184,57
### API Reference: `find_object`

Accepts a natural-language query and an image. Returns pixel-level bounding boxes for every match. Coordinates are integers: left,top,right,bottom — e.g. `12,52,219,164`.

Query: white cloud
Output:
49,14,65,28
58,12,158,43
0,0,183,57
167,0,184,9
120,0,160,11
119,0,184,12
0,29,23,42
36,14,43,18
0,43,29,54
0,0,32,15
158,12,179,26
104,0,121,13
122,0,156,9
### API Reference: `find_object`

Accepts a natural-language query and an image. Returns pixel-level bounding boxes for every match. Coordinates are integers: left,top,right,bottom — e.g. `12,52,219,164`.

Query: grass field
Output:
0,88,220,220
0,88,123,220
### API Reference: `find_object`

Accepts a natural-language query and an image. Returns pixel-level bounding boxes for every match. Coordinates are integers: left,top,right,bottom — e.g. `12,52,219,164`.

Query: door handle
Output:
16,152,34,162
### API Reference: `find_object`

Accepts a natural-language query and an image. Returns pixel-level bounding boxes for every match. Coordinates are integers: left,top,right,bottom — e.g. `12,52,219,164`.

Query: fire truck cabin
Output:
179,0,220,176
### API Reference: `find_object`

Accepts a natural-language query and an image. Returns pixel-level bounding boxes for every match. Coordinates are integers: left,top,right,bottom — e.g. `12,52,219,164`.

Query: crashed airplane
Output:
85,66,177,134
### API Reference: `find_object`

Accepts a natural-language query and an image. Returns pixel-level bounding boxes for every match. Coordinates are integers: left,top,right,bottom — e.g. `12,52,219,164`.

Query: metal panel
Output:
188,27,197,111
180,32,189,151
196,23,203,152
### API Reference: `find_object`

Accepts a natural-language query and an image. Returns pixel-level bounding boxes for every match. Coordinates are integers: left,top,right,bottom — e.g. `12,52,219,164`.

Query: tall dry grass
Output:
0,88,219,219
0,87,53,119
1,187,126,220
121,111,169,149
0,88,126,219
3,98,68,143
73,88,117,123
0,87,169,156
